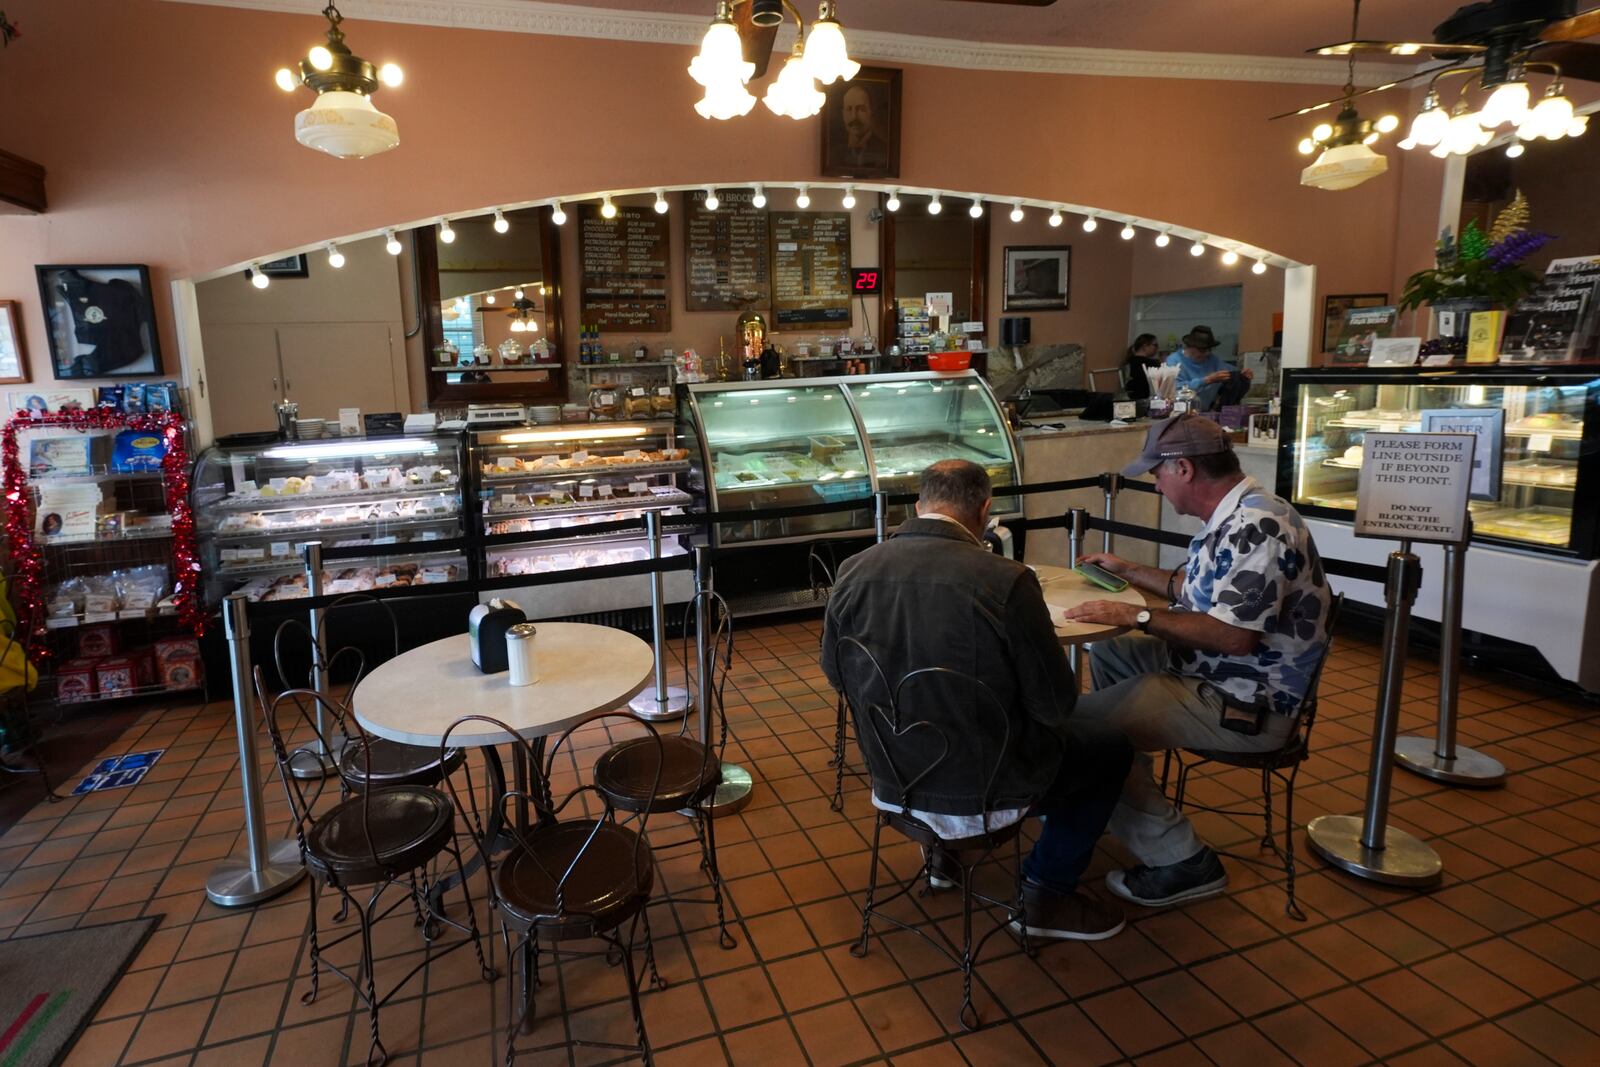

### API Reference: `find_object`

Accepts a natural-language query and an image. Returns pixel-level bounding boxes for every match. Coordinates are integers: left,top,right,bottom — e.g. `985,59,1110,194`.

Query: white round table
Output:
352,625,654,748
1030,563,1150,646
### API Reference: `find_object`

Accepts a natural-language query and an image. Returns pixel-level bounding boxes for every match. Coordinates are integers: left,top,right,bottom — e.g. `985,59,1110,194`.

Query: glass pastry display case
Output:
192,433,469,603
469,422,691,578
679,370,1022,546
1279,367,1600,558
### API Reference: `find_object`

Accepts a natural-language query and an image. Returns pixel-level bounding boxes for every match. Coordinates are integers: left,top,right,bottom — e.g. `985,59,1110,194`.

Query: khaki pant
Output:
1074,634,1297,867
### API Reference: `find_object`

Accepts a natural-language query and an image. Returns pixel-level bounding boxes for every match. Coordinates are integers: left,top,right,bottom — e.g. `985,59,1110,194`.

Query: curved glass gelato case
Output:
469,422,691,578
1279,368,1600,558
679,370,1022,547
192,434,469,603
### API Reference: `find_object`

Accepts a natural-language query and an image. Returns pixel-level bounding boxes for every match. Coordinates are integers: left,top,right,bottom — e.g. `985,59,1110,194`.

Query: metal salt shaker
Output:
506,623,538,687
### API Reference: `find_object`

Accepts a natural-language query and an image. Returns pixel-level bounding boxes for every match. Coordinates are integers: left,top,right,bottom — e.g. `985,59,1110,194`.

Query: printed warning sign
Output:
1353,432,1476,544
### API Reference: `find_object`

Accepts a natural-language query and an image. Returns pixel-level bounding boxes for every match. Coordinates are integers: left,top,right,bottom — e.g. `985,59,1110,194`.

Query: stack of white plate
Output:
529,405,560,424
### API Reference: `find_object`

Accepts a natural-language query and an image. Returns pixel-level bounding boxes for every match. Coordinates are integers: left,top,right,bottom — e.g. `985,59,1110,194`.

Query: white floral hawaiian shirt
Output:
1170,476,1330,716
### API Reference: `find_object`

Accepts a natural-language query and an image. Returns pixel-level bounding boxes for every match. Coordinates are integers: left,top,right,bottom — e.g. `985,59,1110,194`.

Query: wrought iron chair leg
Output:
447,842,496,981
957,860,981,1032
1283,766,1307,922
1173,757,1191,812
355,887,389,1067
639,906,668,991
1013,833,1036,959
500,929,522,1067
302,875,324,1005
850,816,885,959
698,805,736,950
618,918,654,1067
518,938,538,1035
1259,766,1277,854
1160,748,1173,793
830,693,848,812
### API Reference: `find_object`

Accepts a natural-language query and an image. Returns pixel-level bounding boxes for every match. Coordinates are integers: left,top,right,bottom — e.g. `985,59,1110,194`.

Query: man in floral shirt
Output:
1062,414,1329,907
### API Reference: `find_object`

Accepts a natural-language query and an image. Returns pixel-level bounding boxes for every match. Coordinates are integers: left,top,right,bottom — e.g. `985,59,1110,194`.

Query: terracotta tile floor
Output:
3,615,1600,1066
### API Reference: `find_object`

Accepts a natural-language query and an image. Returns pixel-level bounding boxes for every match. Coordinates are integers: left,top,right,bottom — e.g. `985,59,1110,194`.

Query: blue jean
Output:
1021,719,1133,895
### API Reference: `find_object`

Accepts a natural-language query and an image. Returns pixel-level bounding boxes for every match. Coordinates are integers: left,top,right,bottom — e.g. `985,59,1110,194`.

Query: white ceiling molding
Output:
165,0,1407,87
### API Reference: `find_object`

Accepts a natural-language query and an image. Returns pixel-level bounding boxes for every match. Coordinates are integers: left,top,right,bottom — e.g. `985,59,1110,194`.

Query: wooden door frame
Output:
876,194,989,346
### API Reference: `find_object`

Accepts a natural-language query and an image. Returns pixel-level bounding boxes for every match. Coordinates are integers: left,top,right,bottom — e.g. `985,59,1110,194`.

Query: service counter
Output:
1015,420,1161,568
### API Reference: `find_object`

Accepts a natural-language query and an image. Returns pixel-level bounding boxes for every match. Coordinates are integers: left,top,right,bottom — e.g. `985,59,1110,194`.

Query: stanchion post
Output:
630,511,692,722
288,541,337,780
874,492,889,544
692,544,752,817
1101,473,1121,554
206,594,306,907
1395,518,1505,786
1067,507,1089,568
1305,545,1442,885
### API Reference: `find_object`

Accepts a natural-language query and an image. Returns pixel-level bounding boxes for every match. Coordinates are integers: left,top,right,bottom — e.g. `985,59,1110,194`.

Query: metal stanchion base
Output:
630,686,692,722
1394,736,1507,788
1305,814,1442,887
287,736,346,781
206,839,306,907
682,761,754,819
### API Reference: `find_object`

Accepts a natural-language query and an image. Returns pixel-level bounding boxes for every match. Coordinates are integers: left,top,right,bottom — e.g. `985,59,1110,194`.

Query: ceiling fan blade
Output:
1540,6,1600,42
1305,38,1484,59
734,4,780,80
1268,61,1459,122
945,0,1057,5
1532,39,1600,79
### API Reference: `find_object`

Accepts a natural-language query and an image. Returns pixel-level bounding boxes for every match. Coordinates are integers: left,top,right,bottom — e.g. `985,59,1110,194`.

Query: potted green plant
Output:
1400,192,1552,338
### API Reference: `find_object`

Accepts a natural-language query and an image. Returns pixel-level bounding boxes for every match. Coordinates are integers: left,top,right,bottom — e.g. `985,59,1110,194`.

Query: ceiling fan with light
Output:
1282,0,1600,189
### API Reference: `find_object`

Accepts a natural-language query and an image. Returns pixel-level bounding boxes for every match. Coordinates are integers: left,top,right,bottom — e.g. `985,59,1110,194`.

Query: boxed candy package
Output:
57,658,98,704
95,656,139,698
76,623,119,659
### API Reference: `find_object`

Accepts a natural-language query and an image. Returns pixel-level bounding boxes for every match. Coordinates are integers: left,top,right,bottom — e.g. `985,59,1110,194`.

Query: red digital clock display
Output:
850,268,883,294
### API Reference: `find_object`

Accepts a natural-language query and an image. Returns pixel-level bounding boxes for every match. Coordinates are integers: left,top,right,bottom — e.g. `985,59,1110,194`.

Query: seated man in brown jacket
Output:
821,459,1130,940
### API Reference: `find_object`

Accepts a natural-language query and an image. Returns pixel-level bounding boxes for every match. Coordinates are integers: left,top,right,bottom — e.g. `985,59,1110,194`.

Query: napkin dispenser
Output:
469,599,527,674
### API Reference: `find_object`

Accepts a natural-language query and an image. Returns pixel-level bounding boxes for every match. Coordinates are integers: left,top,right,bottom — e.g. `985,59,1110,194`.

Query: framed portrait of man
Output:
820,67,901,180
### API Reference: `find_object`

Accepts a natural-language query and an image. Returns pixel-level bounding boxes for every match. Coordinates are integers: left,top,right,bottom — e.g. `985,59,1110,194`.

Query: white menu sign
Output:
1354,432,1476,544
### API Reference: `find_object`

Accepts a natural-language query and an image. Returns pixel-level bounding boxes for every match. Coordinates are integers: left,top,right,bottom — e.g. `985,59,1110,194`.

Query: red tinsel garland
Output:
3,408,207,659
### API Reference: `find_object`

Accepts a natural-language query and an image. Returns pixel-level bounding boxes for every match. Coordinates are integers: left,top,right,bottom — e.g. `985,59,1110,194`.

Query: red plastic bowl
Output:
927,351,972,371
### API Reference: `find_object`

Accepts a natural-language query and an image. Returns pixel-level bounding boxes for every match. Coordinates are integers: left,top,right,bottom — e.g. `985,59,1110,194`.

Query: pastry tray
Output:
480,459,689,484
216,480,460,511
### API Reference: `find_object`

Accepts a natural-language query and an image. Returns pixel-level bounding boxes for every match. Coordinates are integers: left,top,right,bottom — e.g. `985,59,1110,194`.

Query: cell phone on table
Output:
1073,562,1130,592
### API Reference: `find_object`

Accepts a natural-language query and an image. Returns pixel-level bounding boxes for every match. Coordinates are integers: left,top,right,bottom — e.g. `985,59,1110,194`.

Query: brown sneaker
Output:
1008,880,1125,942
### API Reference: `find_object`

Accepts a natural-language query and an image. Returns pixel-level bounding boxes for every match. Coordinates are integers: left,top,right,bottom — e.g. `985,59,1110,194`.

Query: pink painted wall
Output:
0,0,1433,395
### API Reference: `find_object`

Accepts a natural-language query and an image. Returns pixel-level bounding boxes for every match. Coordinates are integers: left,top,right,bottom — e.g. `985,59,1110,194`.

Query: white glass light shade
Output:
795,187,811,208
841,188,857,209
1407,105,1450,147
493,210,509,233
1009,203,1024,222
308,45,333,71
383,231,401,255
601,198,618,219
550,203,567,225
1189,240,1206,256
1525,92,1574,140
927,195,942,215
1048,210,1062,227
1081,215,1097,232
969,201,984,218
1443,110,1492,153
885,192,900,211
802,18,859,86
295,91,399,158
250,268,270,290
763,51,825,120
689,21,753,87
1480,81,1530,128
1301,142,1389,189
694,77,757,120
1221,250,1239,265
1251,260,1268,275
1120,223,1136,240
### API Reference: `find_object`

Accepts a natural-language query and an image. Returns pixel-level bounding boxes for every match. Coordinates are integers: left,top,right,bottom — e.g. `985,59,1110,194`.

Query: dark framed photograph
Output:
1322,293,1388,354
35,265,163,379
820,66,901,180
1003,246,1071,311
259,254,309,278
0,300,27,384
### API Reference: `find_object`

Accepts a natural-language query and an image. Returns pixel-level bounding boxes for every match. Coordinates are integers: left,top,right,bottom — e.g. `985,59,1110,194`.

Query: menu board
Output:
770,212,852,327
579,205,671,332
685,191,771,312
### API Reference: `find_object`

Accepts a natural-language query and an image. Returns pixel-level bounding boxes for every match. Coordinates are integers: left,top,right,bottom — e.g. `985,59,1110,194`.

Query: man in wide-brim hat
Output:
1166,325,1252,410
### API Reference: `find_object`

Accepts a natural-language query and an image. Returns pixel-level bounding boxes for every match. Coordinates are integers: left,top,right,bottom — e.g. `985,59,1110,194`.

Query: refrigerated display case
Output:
1281,367,1599,557
469,422,691,581
192,433,469,603
1278,366,1600,693
679,370,1022,547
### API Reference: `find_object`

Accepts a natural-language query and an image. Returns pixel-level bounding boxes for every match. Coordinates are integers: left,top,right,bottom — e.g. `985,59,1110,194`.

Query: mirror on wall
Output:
420,206,565,404
877,193,989,356
1461,131,1600,264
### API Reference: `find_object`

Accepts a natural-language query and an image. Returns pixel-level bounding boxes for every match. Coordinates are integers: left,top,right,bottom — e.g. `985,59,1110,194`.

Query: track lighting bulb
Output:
927,194,943,215
601,197,618,219
969,200,984,218
383,230,401,256
795,185,810,209
654,190,669,214
1009,202,1024,223
1190,239,1206,257
550,203,567,225
514,288,524,301
326,242,344,269
493,209,510,234
752,184,767,208
1221,250,1239,266
841,186,857,209
485,293,496,304
704,188,720,211
250,265,269,289
1120,223,1136,240
1251,259,1268,275
1155,230,1171,248
886,190,901,212
1048,209,1063,227
1081,214,1098,232
438,219,455,244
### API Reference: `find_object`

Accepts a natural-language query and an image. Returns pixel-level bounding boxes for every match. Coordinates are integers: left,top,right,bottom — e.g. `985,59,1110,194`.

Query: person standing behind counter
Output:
1167,325,1252,411
1123,334,1162,401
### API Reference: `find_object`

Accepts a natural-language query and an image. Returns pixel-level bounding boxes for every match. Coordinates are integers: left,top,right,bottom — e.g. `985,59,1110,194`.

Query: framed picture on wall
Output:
820,67,901,180
259,254,309,279
1003,246,1071,311
1322,293,1389,354
0,300,28,384
35,265,164,380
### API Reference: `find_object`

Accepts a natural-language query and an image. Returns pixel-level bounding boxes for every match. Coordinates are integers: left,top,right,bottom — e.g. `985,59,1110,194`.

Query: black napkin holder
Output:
469,601,527,674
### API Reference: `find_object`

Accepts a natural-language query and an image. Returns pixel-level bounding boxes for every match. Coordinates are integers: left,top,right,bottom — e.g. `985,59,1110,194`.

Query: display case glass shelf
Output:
679,371,1023,547
470,422,690,578
1280,367,1599,557
193,433,469,603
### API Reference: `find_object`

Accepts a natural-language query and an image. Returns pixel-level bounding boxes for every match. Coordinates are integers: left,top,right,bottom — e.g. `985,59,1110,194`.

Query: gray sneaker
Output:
1008,880,1125,941
1105,846,1228,908
923,847,961,890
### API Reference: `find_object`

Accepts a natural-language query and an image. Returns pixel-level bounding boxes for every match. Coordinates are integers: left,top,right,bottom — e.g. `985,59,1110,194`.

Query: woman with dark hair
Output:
1123,333,1161,401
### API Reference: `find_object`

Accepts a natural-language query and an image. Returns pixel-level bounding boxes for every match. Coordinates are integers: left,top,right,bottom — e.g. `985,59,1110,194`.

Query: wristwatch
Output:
1135,609,1153,633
